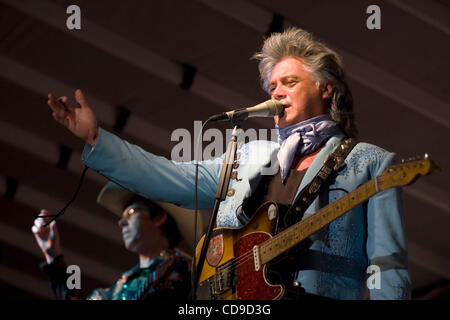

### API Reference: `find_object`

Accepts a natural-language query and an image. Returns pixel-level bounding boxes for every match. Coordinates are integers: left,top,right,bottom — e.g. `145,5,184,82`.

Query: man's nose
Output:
118,217,128,227
272,85,286,100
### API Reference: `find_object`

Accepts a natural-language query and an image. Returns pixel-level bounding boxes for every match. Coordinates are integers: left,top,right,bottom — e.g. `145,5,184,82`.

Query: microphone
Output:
208,100,284,122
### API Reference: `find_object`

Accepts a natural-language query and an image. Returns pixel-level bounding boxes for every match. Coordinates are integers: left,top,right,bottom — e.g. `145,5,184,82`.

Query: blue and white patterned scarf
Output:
276,114,340,183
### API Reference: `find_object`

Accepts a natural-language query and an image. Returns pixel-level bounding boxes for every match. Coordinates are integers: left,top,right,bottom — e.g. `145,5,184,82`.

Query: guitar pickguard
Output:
234,232,284,300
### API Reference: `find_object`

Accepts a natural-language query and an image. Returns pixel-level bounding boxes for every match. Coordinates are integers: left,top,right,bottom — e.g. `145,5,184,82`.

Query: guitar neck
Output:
259,176,385,265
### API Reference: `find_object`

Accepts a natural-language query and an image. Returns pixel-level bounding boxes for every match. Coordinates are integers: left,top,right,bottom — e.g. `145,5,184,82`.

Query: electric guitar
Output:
195,156,438,300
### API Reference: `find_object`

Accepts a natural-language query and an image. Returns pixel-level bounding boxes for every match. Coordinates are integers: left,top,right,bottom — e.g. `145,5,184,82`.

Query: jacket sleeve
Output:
82,128,223,209
366,152,412,299
40,255,82,300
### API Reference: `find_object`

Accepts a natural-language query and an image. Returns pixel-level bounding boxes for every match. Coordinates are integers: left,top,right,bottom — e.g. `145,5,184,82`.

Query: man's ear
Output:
321,83,334,99
153,210,168,227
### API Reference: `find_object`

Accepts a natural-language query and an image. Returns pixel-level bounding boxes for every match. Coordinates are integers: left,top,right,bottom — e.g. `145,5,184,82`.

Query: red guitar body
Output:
196,202,284,300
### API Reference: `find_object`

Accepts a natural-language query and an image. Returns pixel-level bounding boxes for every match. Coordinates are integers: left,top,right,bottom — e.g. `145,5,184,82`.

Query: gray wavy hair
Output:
253,27,358,137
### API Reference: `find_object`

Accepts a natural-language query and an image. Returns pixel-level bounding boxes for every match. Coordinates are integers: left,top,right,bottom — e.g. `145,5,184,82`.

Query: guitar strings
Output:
215,219,308,275
213,205,350,277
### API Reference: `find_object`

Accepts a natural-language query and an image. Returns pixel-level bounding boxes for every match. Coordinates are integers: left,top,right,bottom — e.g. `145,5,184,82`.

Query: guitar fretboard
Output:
259,177,385,264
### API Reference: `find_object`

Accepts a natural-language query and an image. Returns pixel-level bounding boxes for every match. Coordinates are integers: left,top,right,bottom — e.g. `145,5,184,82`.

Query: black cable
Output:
38,165,89,226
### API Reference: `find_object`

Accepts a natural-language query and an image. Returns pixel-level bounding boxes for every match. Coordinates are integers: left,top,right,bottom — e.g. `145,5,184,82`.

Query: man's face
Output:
269,57,329,128
118,201,161,253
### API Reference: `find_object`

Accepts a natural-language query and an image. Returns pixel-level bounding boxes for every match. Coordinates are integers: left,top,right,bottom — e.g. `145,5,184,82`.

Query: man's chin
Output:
275,112,296,128
123,240,137,251
275,118,291,128
274,117,283,128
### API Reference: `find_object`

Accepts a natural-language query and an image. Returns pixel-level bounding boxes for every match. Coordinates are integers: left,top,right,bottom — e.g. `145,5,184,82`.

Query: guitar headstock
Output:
380,154,440,188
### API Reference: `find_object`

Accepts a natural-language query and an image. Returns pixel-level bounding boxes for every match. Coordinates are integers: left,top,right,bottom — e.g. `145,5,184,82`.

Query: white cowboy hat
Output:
97,182,208,260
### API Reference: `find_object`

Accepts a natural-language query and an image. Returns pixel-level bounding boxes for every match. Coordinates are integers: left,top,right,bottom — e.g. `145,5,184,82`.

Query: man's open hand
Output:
47,89,99,147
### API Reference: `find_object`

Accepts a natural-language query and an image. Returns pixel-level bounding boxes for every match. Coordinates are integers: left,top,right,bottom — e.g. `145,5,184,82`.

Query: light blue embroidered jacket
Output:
82,128,411,300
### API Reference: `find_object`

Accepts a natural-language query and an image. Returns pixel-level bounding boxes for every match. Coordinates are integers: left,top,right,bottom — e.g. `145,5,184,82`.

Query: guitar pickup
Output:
210,259,236,297
253,245,261,271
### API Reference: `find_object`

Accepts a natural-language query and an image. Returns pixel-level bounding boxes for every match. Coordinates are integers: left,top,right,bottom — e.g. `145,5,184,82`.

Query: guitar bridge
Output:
253,245,261,271
205,259,237,299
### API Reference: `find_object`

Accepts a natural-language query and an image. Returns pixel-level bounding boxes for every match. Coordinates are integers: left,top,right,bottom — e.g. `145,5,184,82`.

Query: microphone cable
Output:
38,165,89,226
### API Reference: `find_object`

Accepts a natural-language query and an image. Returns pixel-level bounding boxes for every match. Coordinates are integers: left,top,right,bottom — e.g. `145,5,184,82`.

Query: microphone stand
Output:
192,122,241,300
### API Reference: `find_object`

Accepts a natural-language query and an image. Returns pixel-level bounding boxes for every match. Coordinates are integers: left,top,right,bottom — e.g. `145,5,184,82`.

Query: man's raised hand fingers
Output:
58,96,68,104
48,94,70,111
47,93,59,112
48,96,70,123
32,218,46,238
48,94,66,117
32,217,42,233
52,107,67,123
75,89,88,108
38,209,54,224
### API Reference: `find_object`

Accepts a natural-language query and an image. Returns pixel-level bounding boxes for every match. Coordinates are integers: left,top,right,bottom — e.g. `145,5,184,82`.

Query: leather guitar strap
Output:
278,138,358,233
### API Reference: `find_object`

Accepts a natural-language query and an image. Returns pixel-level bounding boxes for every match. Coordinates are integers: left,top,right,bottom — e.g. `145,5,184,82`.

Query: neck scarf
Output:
276,114,340,183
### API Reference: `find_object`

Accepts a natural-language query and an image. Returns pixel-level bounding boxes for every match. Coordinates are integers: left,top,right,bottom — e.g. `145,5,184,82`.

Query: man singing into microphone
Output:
46,27,411,300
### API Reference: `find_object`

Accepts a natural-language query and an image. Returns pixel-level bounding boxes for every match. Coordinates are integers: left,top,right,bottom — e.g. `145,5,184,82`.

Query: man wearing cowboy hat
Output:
32,182,196,300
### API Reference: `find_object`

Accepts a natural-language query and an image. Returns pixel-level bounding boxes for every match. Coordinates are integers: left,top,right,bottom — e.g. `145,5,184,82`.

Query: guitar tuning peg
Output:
424,153,429,159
